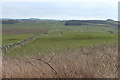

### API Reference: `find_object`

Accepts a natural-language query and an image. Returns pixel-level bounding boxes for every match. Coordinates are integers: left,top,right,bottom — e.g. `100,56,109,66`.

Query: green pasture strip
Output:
49,25,117,34
2,34,33,45
2,21,117,32
6,32,117,57
2,21,64,29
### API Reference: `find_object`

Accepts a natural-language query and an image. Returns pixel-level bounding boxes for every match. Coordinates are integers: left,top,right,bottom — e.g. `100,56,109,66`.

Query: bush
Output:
65,20,81,25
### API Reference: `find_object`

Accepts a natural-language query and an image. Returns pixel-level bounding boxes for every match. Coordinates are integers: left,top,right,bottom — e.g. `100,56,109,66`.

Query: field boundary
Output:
1,33,62,54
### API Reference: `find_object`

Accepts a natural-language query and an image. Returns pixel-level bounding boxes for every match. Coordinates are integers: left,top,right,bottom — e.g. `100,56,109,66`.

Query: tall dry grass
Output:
2,44,118,78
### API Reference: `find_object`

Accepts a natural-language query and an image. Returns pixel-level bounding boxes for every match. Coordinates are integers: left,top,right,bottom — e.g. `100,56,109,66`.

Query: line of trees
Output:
64,20,117,27
65,20,81,25
2,20,18,24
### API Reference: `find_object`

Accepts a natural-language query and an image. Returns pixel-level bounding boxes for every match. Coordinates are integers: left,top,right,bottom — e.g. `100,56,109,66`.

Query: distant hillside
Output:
64,20,118,27
1,18,118,27
2,20,18,24
29,18,40,20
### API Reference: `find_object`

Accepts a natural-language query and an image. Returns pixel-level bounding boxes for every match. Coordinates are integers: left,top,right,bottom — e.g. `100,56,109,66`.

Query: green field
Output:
2,21,63,29
2,21,118,57
2,34,32,45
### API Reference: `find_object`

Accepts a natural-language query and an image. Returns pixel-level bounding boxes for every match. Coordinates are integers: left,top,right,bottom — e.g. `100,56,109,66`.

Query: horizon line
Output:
0,17,116,21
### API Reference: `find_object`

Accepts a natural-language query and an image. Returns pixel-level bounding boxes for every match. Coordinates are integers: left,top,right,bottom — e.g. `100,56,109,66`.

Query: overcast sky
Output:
1,0,119,20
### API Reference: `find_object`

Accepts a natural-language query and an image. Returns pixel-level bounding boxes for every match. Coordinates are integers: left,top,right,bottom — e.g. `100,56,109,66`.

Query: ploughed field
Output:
2,20,118,78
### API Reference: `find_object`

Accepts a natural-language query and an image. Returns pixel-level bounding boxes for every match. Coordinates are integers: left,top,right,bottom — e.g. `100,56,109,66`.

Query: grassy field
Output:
2,21,64,29
2,34,32,45
2,21,118,57
6,32,117,57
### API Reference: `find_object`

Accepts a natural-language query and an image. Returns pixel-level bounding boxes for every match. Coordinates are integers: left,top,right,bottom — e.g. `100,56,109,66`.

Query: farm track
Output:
2,44,118,78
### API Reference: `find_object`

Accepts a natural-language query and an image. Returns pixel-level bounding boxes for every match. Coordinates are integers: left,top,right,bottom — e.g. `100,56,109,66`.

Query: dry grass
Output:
2,44,118,78
0,49,2,78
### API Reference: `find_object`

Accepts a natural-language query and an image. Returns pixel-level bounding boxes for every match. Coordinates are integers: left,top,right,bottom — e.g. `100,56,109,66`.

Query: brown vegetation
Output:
2,44,118,78
2,28,50,35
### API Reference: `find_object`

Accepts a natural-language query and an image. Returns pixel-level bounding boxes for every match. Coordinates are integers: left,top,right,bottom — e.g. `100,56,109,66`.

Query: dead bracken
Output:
3,44,118,78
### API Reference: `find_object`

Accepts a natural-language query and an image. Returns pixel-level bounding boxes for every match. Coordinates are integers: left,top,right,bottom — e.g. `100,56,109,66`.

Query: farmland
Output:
2,20,118,78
